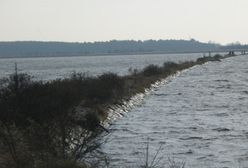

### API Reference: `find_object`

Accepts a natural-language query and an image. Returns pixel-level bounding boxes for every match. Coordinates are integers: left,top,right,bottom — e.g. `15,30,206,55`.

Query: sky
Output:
0,0,248,44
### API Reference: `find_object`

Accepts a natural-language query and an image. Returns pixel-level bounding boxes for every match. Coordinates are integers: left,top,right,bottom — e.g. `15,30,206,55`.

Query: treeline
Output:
0,54,229,168
0,39,221,58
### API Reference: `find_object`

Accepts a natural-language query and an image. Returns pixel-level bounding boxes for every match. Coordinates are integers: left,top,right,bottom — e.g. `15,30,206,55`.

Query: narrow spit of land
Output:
0,54,236,168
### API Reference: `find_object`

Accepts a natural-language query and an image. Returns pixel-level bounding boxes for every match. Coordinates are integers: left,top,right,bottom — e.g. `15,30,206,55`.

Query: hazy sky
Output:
1,0,247,44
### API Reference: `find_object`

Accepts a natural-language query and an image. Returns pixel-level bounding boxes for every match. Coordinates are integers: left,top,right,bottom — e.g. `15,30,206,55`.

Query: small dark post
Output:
14,63,19,92
15,63,18,75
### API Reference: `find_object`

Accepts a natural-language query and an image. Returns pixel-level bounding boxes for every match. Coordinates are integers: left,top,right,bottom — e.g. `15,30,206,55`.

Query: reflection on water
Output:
102,55,248,168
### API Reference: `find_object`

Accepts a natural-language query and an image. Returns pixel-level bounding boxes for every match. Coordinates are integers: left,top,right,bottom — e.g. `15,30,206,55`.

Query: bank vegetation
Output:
0,54,232,168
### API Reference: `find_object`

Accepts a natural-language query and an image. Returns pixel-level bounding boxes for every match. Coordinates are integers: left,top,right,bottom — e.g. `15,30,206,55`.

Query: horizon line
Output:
0,38,246,45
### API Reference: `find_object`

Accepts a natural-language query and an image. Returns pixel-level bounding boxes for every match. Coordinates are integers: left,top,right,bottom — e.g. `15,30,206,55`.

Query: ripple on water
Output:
102,56,248,168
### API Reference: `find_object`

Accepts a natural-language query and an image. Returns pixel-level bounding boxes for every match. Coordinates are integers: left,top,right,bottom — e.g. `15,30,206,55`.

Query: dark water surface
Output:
102,55,248,168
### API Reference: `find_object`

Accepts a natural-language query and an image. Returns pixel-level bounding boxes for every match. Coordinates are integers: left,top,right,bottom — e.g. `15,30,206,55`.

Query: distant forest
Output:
0,39,247,58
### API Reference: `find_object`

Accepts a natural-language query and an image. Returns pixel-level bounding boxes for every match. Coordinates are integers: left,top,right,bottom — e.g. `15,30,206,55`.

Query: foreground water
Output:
102,55,248,168
0,53,203,80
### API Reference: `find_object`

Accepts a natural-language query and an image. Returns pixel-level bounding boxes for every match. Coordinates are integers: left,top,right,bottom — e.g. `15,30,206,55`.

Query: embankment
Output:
0,54,235,168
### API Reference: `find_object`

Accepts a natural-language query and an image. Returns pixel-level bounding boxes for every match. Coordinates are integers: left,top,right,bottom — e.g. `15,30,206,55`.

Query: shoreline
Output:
0,53,238,168
0,50,227,60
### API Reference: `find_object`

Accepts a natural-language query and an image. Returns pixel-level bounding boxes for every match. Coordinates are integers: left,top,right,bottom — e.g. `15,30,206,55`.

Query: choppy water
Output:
102,55,248,168
0,53,203,80
1,53,246,167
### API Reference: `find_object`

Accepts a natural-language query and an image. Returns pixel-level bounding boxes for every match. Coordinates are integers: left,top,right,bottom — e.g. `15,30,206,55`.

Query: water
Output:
102,55,248,168
0,53,202,80
1,52,245,167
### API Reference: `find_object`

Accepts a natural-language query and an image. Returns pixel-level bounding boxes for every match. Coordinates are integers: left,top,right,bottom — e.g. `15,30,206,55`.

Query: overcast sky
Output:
0,0,247,44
